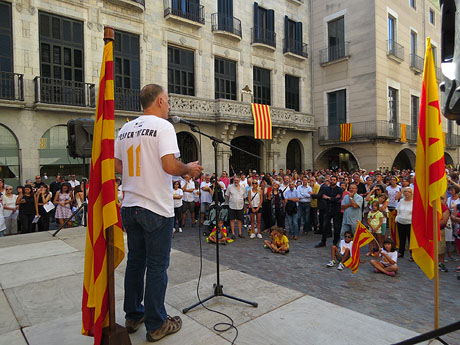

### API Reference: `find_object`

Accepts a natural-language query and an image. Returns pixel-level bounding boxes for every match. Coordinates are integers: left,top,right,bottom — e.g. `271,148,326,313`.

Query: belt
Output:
299,201,311,204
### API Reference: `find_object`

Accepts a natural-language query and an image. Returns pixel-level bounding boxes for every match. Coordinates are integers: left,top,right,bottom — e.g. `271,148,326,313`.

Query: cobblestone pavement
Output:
172,223,460,344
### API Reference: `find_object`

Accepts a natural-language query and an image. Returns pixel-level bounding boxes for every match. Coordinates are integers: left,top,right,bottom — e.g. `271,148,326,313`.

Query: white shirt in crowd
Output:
395,199,413,225
69,179,80,188
339,239,353,255
239,178,248,189
386,185,401,208
193,187,200,203
200,181,212,203
115,115,180,218
1,194,17,218
182,180,195,202
380,249,398,267
173,188,183,208
225,183,246,210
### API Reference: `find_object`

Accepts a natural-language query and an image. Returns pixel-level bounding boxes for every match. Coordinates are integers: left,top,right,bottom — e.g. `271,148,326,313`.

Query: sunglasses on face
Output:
345,235,352,238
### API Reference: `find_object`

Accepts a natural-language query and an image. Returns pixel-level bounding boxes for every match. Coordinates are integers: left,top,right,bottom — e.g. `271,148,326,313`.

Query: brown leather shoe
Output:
125,316,144,334
146,315,182,342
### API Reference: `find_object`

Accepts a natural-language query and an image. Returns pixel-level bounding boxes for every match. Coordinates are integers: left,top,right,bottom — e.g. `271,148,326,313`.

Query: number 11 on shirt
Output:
127,144,141,177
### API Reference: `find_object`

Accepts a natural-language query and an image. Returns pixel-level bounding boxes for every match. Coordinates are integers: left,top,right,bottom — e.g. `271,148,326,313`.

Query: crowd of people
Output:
169,167,460,275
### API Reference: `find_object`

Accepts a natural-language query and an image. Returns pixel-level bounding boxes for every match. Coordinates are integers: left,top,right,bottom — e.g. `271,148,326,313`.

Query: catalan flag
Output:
340,123,352,142
344,221,374,274
388,209,399,249
251,103,272,139
401,124,407,142
82,40,125,344
410,38,447,280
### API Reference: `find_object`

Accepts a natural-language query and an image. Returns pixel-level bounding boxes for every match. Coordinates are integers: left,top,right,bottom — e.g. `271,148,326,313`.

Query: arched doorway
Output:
286,139,302,172
0,125,20,187
444,152,454,168
392,149,416,170
177,132,198,163
316,147,359,171
229,136,261,174
39,125,85,178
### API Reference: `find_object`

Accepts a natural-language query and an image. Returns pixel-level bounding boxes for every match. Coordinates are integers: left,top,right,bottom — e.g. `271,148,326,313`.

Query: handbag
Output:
285,200,297,215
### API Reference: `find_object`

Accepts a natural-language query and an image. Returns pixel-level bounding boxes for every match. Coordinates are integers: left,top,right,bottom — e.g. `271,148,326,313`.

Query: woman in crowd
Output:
16,184,36,233
261,176,273,233
248,180,263,238
35,184,51,231
270,182,285,229
395,187,414,259
172,180,183,233
0,178,5,196
2,185,18,235
54,183,73,228
74,185,85,226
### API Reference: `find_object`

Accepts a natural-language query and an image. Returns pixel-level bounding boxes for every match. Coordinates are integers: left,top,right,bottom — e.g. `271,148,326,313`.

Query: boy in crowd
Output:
326,230,353,271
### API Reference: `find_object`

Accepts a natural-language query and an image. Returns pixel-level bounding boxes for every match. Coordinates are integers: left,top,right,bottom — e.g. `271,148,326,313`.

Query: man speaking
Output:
115,84,203,342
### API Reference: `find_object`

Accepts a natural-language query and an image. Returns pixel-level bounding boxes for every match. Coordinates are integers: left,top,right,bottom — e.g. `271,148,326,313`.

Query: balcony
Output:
0,72,24,102
320,41,350,65
164,0,205,27
251,27,276,50
105,0,145,11
115,88,141,112
283,39,308,60
410,54,424,74
318,121,404,144
34,77,95,108
211,13,242,40
387,40,404,62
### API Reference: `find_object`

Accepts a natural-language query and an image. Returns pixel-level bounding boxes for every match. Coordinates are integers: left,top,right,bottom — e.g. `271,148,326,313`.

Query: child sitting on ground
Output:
327,230,353,271
370,238,398,277
206,219,233,245
264,227,289,254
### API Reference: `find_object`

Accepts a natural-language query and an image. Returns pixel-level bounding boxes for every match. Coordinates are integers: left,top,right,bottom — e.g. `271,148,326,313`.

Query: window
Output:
432,45,437,66
410,30,417,55
411,95,419,138
388,87,398,123
327,16,345,60
429,8,435,25
253,3,275,46
215,57,236,100
410,0,416,10
217,0,234,32
285,75,299,111
253,67,270,105
284,16,305,56
168,45,195,96
0,1,12,73
39,12,84,82
327,89,346,126
388,15,396,48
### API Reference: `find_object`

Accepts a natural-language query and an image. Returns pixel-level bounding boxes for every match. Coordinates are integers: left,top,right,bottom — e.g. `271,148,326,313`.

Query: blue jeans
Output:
286,213,299,236
297,202,310,233
121,207,173,332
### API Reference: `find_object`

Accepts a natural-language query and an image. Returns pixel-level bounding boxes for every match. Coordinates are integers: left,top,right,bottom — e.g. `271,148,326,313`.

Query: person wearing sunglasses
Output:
326,230,353,271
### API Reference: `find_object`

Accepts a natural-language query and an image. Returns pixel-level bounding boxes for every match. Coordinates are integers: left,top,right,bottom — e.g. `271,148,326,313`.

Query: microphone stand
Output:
182,124,259,314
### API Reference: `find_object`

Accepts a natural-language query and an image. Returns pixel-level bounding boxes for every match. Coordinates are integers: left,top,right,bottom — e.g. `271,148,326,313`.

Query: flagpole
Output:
433,202,439,330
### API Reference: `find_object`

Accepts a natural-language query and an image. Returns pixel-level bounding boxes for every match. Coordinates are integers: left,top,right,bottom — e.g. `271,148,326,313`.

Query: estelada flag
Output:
344,221,374,274
340,123,352,142
410,38,447,280
401,124,407,143
82,40,125,345
251,103,272,139
388,209,399,249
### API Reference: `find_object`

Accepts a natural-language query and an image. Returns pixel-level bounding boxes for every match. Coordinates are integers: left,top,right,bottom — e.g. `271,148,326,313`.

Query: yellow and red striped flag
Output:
401,124,407,142
410,38,447,280
344,221,374,274
82,39,125,344
251,103,272,139
388,209,399,249
340,123,352,142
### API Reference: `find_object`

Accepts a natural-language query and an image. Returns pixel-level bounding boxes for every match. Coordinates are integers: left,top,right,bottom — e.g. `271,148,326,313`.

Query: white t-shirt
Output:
200,181,212,203
115,115,180,218
69,180,80,188
193,188,200,202
380,249,398,266
2,194,17,217
386,185,401,208
173,188,183,208
339,239,353,255
182,180,195,202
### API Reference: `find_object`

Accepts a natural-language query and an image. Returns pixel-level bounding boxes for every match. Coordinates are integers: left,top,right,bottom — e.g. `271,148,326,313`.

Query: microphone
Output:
171,116,199,128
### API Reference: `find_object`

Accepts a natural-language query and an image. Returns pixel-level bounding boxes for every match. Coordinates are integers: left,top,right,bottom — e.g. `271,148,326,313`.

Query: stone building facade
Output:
311,0,458,171
0,0,314,187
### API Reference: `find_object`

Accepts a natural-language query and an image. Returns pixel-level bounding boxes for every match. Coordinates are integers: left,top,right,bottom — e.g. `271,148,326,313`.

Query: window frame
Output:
388,86,399,123
167,45,195,96
285,74,300,111
214,56,237,101
114,30,140,91
253,66,271,105
410,0,416,10
327,89,347,125
0,1,13,73
429,8,435,25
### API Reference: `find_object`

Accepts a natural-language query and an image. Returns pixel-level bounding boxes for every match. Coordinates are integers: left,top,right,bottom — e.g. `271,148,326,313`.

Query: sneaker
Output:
125,317,144,334
173,228,177,234
439,263,448,272
315,242,326,248
337,263,344,271
444,258,449,263
326,260,336,267
257,233,263,239
250,233,256,239
385,271,396,277
178,228,183,233
146,315,182,342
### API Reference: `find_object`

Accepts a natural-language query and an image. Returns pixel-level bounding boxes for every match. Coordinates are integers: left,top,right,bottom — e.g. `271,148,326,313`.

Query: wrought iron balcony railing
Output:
319,41,350,64
283,38,308,58
318,121,403,143
387,40,404,61
251,27,276,48
164,0,205,24
115,87,141,112
34,77,95,107
410,53,424,73
211,13,242,39
0,72,24,101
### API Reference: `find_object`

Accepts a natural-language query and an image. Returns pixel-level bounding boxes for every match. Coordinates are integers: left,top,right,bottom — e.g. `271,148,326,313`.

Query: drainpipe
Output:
310,0,315,170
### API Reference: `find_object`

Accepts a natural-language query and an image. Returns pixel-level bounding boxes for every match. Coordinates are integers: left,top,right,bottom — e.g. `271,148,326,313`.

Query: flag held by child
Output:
410,38,447,280
344,221,374,274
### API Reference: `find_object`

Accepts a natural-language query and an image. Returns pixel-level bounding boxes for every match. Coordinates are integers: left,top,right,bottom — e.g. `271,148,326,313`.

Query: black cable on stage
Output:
194,131,239,345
